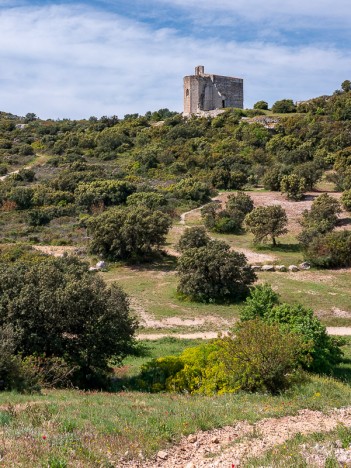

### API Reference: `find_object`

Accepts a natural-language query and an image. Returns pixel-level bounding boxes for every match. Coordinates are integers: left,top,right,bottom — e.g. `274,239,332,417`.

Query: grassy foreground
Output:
0,338,350,466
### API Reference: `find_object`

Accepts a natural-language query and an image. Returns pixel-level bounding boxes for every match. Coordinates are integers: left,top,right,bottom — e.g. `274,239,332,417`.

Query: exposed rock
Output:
251,265,262,271
187,434,197,443
299,262,311,270
88,267,98,272
211,436,220,444
261,265,275,272
276,265,287,272
96,260,107,270
288,265,299,272
157,450,168,460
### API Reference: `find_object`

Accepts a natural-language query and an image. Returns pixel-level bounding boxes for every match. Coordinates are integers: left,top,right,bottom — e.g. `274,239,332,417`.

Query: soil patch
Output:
121,407,351,467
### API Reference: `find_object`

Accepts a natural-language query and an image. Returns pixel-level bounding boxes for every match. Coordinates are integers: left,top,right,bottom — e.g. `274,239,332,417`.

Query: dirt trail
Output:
122,406,351,467
138,327,351,340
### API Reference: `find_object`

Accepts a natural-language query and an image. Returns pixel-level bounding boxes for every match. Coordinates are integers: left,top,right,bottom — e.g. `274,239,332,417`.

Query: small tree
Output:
298,193,341,246
176,227,210,252
253,101,269,110
304,230,351,268
271,99,296,113
245,205,288,246
240,285,343,373
226,192,254,215
341,80,351,93
341,189,351,211
88,206,171,260
177,240,256,303
280,174,306,200
0,257,138,388
220,320,306,393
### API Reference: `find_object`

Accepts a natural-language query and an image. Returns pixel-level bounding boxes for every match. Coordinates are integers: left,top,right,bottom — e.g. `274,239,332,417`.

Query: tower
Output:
183,65,243,115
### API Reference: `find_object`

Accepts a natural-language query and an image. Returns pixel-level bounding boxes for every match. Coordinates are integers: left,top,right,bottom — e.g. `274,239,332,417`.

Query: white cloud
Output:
0,4,349,119
152,0,351,24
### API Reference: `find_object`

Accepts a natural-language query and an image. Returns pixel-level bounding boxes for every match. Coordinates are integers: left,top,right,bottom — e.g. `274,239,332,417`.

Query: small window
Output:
222,99,225,108
186,89,189,97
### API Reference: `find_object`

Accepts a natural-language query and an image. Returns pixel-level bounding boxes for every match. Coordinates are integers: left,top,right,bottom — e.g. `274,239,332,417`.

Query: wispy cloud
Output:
0,3,349,119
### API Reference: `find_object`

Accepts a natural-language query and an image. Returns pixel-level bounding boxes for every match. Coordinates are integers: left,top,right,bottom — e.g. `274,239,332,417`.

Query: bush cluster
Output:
201,192,254,234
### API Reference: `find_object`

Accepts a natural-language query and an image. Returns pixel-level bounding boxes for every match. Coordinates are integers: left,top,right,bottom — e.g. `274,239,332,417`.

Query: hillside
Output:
0,90,351,466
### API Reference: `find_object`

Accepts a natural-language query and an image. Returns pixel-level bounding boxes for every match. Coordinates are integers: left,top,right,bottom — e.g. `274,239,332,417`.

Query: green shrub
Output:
341,189,351,211
241,285,343,373
240,283,280,321
272,99,296,113
280,174,306,200
136,321,306,395
177,240,256,303
304,230,351,268
88,206,171,260
221,320,306,393
298,193,342,246
168,178,212,204
253,101,269,110
176,226,210,252
75,180,136,211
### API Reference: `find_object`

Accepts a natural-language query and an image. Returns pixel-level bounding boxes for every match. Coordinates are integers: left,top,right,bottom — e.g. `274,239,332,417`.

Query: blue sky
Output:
0,0,350,119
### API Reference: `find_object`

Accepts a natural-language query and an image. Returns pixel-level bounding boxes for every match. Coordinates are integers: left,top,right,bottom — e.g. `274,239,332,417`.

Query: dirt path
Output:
32,245,80,257
138,327,351,340
122,406,351,467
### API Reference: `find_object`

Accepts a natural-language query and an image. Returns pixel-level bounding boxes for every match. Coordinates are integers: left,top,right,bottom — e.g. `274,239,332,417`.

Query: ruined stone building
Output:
183,66,244,115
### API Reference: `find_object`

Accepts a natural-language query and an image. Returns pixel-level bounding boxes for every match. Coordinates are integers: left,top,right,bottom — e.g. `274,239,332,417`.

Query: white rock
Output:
251,265,262,271
288,265,299,272
157,450,168,460
299,262,311,270
187,434,197,443
89,267,98,272
96,260,107,269
261,265,275,272
276,265,287,272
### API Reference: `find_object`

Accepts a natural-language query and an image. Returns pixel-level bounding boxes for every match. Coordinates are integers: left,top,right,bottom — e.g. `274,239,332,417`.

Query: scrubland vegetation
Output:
0,86,351,465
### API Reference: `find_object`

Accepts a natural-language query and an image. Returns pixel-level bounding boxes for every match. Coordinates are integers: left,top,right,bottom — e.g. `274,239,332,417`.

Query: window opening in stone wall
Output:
186,89,189,97
222,99,226,108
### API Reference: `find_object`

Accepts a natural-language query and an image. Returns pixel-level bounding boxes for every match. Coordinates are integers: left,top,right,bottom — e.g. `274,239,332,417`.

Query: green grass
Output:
0,375,349,466
102,261,244,324
0,338,349,465
118,337,204,377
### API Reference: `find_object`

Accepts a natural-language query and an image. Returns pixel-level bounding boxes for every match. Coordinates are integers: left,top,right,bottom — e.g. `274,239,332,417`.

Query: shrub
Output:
75,180,136,211
226,192,254,216
201,193,254,234
88,206,171,260
136,321,306,395
135,342,230,395
240,285,343,373
298,194,342,246
304,230,351,268
253,101,269,110
341,189,351,211
240,283,280,321
126,192,168,210
272,99,296,113
0,257,138,388
177,240,256,303
168,178,212,204
176,226,210,252
280,174,306,200
220,320,306,393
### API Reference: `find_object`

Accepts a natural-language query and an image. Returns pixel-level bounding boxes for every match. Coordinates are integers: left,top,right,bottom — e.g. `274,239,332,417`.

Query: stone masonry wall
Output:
183,66,243,115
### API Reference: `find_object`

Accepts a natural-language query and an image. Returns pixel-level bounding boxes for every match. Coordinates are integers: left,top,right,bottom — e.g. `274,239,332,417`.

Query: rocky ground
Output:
121,407,351,467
